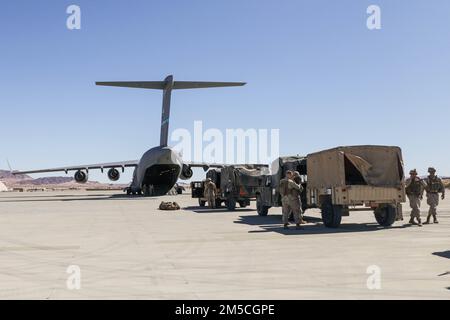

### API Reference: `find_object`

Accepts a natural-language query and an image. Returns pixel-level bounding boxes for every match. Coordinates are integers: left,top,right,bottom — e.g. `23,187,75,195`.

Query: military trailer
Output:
191,165,269,210
256,146,406,228
255,156,308,216
306,145,406,228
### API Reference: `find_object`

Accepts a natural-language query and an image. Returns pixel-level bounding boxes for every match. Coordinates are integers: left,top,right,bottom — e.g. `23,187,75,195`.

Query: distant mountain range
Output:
0,170,31,180
0,169,126,190
0,169,73,184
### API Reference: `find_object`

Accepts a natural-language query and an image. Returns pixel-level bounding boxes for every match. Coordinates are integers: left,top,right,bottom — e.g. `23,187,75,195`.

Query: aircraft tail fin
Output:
96,75,246,147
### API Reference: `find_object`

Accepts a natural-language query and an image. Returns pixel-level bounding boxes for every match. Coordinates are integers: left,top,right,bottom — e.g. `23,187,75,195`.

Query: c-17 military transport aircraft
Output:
13,75,246,196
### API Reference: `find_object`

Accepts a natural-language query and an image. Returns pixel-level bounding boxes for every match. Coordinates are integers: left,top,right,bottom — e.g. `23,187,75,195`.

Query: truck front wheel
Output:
374,204,397,227
256,195,269,216
321,201,343,228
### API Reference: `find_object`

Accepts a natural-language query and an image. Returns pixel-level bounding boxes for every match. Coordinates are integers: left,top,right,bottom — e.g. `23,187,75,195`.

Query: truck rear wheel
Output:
226,197,236,211
256,195,269,216
238,201,248,208
198,199,206,207
374,204,397,227
321,201,343,228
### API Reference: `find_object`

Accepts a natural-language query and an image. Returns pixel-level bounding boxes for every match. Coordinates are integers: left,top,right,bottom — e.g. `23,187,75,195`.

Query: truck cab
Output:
256,156,308,216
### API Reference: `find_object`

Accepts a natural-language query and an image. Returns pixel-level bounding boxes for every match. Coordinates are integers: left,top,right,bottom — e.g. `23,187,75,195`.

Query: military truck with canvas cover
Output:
255,156,308,216
191,165,269,210
307,145,406,228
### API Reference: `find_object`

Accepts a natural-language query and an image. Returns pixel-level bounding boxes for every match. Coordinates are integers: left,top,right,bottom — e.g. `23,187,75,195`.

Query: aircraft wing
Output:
186,162,225,171
12,160,139,175
185,162,268,171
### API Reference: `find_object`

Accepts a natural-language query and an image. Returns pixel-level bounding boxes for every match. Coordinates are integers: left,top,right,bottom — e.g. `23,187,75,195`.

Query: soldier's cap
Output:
428,167,436,173
409,169,418,175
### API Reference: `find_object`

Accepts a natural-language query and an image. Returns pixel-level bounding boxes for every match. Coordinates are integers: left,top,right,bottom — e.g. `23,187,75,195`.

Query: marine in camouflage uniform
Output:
405,169,425,226
203,178,217,209
293,171,306,224
423,167,445,224
279,171,304,229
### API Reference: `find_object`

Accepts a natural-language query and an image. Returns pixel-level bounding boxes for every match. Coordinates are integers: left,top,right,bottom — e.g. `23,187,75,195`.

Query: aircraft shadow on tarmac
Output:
235,214,413,235
183,206,254,214
0,193,158,203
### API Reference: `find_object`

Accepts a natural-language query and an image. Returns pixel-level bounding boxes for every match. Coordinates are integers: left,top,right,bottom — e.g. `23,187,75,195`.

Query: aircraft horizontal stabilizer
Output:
172,81,246,89
96,75,246,147
96,81,166,89
95,81,246,90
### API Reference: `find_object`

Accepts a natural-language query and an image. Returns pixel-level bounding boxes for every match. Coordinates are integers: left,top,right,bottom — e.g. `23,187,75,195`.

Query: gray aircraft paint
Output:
14,75,245,196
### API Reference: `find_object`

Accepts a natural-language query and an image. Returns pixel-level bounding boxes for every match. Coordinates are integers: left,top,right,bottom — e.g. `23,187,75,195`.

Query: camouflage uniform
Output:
293,171,306,223
279,177,303,227
279,177,290,224
287,180,303,225
204,179,217,209
405,170,425,225
424,168,445,224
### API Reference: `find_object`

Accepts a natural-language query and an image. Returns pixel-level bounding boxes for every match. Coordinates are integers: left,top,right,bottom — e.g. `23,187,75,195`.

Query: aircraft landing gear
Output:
125,187,142,196
142,184,154,197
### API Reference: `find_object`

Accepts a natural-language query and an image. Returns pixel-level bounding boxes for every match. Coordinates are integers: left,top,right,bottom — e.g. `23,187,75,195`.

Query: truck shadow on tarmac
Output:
433,250,450,260
0,193,157,202
235,214,413,235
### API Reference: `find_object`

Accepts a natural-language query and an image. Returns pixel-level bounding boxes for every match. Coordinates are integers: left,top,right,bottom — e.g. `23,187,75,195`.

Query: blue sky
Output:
1,0,449,183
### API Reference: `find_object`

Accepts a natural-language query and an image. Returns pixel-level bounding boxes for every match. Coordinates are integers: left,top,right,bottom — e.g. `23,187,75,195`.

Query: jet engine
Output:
107,168,120,181
74,170,88,184
179,164,193,180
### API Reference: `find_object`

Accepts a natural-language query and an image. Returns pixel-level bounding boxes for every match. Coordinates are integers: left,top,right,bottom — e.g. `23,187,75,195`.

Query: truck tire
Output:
321,201,342,228
198,199,206,207
226,197,236,211
374,204,397,227
256,195,269,216
238,201,247,208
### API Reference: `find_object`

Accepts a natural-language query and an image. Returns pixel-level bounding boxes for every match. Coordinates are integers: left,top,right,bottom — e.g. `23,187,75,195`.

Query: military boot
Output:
417,218,423,227
283,223,289,230
409,218,416,225
424,214,431,225
433,215,439,224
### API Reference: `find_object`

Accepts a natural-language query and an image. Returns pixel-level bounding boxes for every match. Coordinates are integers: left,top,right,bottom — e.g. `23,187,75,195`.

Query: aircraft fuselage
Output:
128,146,183,196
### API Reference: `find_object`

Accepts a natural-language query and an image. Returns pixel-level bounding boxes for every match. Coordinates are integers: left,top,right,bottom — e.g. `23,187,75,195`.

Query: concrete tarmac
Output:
0,191,449,299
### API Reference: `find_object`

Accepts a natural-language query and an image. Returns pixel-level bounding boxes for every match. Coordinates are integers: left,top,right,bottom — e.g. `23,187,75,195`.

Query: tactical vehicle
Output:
191,165,269,210
255,156,308,216
256,146,406,228
191,168,222,207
